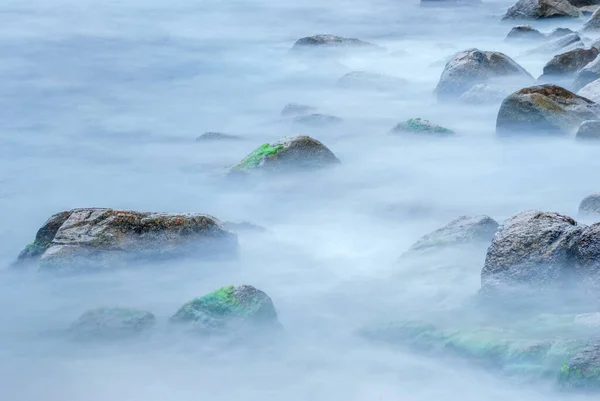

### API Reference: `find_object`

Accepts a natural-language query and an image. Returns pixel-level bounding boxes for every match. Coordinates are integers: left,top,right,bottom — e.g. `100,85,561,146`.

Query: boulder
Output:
435,48,533,101
17,208,238,271
280,103,316,117
496,84,600,136
503,0,583,20
170,285,280,334
571,224,600,294
559,335,600,389
579,193,600,216
458,84,511,105
69,307,155,341
567,0,600,6
196,132,242,142
336,71,407,91
228,135,340,175
292,34,377,51
481,211,583,301
390,118,454,136
505,25,546,41
291,113,343,127
527,33,584,56
583,7,600,31
406,215,499,253
540,47,599,79
578,78,600,101
548,27,576,39
576,120,600,139
574,56,600,91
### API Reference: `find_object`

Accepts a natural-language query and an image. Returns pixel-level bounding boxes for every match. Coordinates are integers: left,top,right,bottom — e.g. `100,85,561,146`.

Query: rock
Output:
506,25,546,41
567,0,600,6
196,132,242,142
503,0,583,20
570,224,600,295
579,193,600,216
280,103,316,117
458,84,511,105
583,7,600,31
496,84,600,136
16,208,238,271
170,285,280,334
576,120,600,139
69,308,155,341
228,135,340,175
481,211,584,301
578,78,600,101
222,221,268,233
336,71,407,91
574,55,600,91
291,113,343,127
291,34,377,51
527,33,584,56
559,335,600,389
548,27,576,39
407,215,499,253
435,48,533,101
540,47,599,79
390,118,454,136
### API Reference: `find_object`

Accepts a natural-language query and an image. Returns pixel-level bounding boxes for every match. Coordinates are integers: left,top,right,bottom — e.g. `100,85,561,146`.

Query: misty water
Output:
1,0,600,400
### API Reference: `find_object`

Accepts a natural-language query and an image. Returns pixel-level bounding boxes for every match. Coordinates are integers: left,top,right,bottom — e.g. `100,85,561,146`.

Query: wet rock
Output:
574,55,600,91
576,120,600,139
458,84,511,105
16,208,238,271
196,132,242,142
570,224,600,294
481,211,584,301
583,7,600,31
503,0,583,20
406,215,499,253
496,84,600,136
69,308,155,341
540,47,599,79
577,77,600,101
292,34,378,51
291,113,343,127
579,193,600,216
548,27,576,39
435,48,533,101
527,33,584,56
228,135,340,175
280,103,316,117
390,118,454,136
170,285,280,334
567,0,600,6
506,25,546,41
559,335,600,389
336,71,407,91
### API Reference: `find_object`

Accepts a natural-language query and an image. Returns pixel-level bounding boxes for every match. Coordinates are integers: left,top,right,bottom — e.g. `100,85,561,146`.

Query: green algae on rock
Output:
230,143,284,172
559,336,600,389
390,118,454,135
170,285,279,332
69,307,156,341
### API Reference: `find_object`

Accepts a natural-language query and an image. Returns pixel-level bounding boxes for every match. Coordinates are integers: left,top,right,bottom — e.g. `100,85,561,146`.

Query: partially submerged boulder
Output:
506,25,546,41
583,7,600,31
496,84,600,136
280,103,316,117
435,49,533,101
503,0,583,20
291,113,343,127
196,132,242,142
574,56,600,91
481,211,583,301
170,285,280,334
576,120,600,139
548,27,576,39
17,208,238,271
69,307,155,341
292,34,377,51
527,33,584,56
540,47,599,79
559,335,600,389
336,71,407,91
579,193,600,216
228,135,340,175
390,118,454,136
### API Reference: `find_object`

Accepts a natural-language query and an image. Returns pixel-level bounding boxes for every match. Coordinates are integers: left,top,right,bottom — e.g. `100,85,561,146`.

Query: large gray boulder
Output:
559,335,600,389
579,193,600,216
435,49,533,101
170,285,280,334
503,0,583,20
583,7,600,31
228,135,340,175
576,120,600,139
69,308,156,341
17,208,238,271
574,56,600,91
540,47,599,79
481,211,584,300
496,84,600,136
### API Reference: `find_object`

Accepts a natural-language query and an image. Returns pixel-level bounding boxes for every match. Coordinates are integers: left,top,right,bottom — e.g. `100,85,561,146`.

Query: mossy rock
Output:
559,336,600,390
170,285,279,333
390,118,454,136
69,307,156,341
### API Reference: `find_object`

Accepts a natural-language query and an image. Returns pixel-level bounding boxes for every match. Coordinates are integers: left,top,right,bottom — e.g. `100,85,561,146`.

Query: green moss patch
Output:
230,143,284,172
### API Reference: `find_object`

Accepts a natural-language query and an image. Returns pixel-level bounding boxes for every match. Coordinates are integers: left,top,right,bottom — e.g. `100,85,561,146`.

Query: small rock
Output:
576,120,600,139
390,118,454,136
579,193,600,216
503,0,583,20
280,103,316,117
506,25,546,41
496,84,600,136
583,7,600,31
336,71,407,91
228,135,340,175
548,27,576,39
69,308,155,341
292,34,378,50
540,47,599,79
291,113,343,127
196,132,242,142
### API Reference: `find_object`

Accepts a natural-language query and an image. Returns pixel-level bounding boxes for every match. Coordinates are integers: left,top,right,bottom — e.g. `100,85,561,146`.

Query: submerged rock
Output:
540,47,599,79
280,103,316,117
292,34,377,51
16,209,238,271
336,71,407,91
583,7,600,31
69,308,155,341
559,335,600,389
506,25,546,41
527,33,584,56
579,193,600,216
496,84,599,136
291,113,343,127
196,132,242,142
170,285,280,334
458,84,511,105
548,27,576,39
574,57,600,91
503,0,583,20
228,135,340,175
576,120,600,139
435,48,533,101
390,118,454,135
